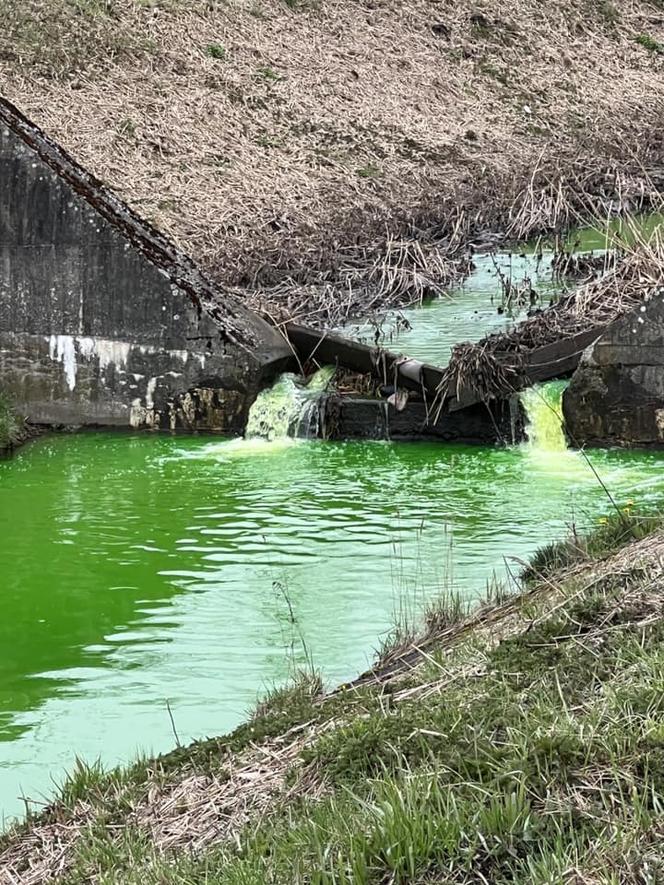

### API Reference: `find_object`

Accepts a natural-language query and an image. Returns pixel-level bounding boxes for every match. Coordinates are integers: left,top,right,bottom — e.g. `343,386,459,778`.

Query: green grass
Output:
1,0,203,76
56,576,664,883
636,32,664,54
206,43,226,60
356,163,381,179
522,508,661,581
282,0,320,8
0,395,21,451
1,0,147,76
6,513,664,883
255,65,283,82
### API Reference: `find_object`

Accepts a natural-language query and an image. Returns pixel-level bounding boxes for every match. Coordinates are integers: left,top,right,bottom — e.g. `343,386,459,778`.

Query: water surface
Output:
347,216,658,365
3,218,664,822
2,429,664,821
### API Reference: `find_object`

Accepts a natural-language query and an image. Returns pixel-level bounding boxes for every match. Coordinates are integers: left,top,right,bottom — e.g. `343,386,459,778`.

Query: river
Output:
1,222,663,823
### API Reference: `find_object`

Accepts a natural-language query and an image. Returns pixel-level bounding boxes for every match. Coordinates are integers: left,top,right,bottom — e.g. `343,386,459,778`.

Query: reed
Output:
3,1,664,326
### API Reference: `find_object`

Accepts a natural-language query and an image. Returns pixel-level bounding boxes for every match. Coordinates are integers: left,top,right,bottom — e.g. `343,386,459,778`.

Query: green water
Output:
349,216,664,366
347,247,559,365
3,217,664,824
520,382,570,451
2,428,664,821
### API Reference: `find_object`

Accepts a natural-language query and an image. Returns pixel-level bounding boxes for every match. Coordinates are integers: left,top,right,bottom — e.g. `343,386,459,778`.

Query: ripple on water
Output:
2,407,664,822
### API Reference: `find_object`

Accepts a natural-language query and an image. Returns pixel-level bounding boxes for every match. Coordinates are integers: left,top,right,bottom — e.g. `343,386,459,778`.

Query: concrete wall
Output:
0,109,290,434
318,395,524,444
563,294,664,447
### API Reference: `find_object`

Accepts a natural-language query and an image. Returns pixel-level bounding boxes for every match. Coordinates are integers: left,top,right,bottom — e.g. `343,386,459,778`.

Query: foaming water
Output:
521,382,568,453
245,366,334,441
519,382,594,484
184,436,299,459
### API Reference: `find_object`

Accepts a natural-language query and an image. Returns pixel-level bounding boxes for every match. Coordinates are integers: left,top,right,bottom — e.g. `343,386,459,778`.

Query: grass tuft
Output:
523,510,661,581
205,43,226,60
0,395,22,451
636,32,664,54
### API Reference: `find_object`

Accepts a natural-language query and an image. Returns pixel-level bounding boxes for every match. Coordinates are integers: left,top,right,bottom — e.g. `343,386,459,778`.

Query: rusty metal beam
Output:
285,323,446,396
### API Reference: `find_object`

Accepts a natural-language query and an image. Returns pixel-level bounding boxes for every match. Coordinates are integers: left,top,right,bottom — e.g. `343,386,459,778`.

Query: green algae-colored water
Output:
3,427,664,821
350,215,663,365
3,222,664,823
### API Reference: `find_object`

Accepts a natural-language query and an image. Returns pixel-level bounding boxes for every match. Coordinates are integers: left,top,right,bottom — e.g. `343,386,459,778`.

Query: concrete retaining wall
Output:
0,99,290,434
563,294,664,447
319,395,524,444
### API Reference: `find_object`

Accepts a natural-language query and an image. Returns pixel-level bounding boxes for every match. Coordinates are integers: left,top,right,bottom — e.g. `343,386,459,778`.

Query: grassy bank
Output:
3,1,664,323
0,397,23,454
3,511,664,883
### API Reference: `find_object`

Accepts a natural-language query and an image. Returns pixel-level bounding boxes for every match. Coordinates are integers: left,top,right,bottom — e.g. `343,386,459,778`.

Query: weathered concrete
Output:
0,98,291,434
563,294,664,447
317,394,524,444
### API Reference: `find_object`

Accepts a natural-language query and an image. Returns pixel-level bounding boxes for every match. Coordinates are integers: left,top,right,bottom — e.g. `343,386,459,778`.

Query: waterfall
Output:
520,381,568,451
245,367,335,441
248,372,568,448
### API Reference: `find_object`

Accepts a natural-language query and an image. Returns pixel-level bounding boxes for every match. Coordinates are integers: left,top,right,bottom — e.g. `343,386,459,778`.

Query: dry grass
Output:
242,235,473,326
3,0,664,324
440,224,664,402
4,521,664,882
0,712,334,883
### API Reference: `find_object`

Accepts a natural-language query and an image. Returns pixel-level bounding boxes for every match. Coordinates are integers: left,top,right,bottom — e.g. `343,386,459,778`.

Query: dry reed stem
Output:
3,1,664,323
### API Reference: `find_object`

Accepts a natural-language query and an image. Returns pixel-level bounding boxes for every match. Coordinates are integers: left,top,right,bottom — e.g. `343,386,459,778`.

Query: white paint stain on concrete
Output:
48,335,78,391
95,340,133,372
145,377,157,410
45,335,205,392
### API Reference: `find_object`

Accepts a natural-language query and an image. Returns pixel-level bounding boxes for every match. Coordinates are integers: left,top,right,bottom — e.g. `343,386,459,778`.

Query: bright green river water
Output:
348,215,663,364
2,222,664,823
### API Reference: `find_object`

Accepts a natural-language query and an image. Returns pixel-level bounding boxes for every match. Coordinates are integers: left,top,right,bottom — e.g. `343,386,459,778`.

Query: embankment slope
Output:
3,0,664,320
2,516,664,882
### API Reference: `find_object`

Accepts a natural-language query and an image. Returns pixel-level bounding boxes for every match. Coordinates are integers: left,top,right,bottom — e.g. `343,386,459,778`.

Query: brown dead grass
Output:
2,0,664,324
0,721,326,884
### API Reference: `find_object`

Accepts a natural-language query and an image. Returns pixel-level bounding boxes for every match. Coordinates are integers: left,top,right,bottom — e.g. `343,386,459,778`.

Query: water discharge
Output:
245,366,334,441
521,382,568,452
3,232,664,824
